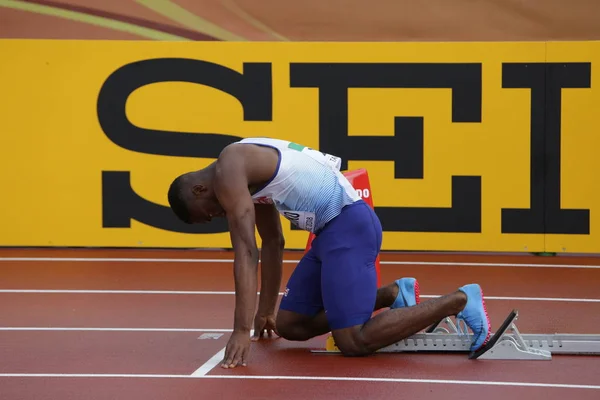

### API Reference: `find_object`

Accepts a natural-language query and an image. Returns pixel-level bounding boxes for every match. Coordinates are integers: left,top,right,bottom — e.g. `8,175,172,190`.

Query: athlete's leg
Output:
331,290,469,356
277,279,415,341
276,202,422,341
275,247,327,341
319,201,491,356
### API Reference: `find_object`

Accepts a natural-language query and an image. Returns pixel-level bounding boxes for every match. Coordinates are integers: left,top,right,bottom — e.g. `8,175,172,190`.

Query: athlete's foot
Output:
456,284,492,351
390,277,420,309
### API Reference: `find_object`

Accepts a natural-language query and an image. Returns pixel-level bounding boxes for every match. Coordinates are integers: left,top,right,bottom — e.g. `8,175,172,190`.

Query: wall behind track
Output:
0,40,598,253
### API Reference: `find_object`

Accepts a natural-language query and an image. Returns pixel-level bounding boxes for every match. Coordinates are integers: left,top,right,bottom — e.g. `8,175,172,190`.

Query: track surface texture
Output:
1,248,599,399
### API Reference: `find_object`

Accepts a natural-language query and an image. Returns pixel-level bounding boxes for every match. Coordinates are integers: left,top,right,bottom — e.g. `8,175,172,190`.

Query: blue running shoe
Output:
456,284,492,351
390,277,420,309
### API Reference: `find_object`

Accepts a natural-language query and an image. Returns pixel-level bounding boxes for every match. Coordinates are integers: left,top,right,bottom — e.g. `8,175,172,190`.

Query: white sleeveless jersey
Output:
236,137,360,233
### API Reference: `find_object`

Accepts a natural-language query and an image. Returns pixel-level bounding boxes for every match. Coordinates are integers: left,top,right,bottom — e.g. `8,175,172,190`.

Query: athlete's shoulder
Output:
237,137,292,149
216,140,279,185
217,141,248,160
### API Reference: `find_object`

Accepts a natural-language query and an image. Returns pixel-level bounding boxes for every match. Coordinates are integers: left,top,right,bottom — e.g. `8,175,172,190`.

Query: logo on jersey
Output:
253,196,273,205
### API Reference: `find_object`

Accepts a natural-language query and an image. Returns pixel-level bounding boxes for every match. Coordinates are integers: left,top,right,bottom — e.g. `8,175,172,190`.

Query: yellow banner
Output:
0,40,598,252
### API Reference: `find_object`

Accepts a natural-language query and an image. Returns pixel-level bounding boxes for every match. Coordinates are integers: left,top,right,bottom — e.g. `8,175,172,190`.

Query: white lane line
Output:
0,373,598,390
380,261,600,269
0,373,187,378
0,257,238,263
1,257,600,269
1,289,598,303
419,295,600,303
190,329,253,376
190,348,226,377
0,290,237,295
0,327,232,332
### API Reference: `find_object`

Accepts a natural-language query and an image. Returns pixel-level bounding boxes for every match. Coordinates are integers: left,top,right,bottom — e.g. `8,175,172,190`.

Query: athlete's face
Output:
187,185,225,224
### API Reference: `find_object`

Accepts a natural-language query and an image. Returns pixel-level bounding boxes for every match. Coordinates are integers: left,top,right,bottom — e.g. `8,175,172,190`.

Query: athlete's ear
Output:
191,184,207,197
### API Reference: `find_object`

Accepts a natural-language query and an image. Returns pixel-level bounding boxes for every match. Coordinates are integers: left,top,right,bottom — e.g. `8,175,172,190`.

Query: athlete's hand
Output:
221,331,251,369
251,313,279,341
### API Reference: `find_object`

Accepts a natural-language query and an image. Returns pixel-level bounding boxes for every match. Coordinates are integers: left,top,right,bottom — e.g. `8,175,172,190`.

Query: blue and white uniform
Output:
237,137,383,331
237,137,360,233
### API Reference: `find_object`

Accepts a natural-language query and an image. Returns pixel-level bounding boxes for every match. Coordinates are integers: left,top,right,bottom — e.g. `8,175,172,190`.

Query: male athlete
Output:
167,137,491,369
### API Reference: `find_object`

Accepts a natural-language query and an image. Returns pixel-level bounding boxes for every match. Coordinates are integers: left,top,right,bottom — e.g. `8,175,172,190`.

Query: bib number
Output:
282,210,316,232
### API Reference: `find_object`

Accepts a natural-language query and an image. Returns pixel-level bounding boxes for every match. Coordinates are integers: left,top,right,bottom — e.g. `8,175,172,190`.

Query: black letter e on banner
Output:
291,63,482,233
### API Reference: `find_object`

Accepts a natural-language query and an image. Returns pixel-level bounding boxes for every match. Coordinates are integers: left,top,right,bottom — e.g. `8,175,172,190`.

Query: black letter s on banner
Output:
97,58,273,233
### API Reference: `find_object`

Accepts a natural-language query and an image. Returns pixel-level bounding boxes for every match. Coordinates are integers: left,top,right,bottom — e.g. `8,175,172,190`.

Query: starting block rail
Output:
311,309,600,360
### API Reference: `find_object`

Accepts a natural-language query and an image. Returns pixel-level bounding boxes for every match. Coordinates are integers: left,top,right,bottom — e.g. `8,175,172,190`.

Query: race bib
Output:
282,210,316,232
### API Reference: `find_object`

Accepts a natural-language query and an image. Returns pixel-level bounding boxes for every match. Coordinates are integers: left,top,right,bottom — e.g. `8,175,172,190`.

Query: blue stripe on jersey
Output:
273,156,357,233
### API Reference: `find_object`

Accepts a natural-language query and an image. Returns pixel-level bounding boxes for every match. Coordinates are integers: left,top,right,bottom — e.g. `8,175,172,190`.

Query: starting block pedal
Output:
312,309,600,360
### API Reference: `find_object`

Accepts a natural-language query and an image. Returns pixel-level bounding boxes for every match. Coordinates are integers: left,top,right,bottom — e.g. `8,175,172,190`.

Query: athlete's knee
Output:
331,326,373,357
275,311,315,341
276,321,310,341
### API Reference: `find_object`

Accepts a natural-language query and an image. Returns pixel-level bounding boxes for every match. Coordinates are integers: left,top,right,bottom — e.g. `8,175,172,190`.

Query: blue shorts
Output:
279,200,383,330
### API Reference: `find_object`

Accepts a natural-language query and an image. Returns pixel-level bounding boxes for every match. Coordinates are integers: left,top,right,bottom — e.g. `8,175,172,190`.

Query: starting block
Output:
312,309,600,360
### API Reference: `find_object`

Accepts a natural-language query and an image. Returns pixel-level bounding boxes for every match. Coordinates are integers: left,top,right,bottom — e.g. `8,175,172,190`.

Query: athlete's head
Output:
167,163,225,224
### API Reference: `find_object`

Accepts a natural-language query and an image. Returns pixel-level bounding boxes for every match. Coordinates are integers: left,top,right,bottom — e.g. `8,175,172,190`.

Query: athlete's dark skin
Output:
176,143,468,369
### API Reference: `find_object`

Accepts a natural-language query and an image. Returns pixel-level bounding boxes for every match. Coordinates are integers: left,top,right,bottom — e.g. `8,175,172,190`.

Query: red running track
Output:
1,248,599,400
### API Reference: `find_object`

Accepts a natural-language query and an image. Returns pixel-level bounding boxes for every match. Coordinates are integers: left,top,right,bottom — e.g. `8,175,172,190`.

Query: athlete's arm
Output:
253,203,284,338
213,146,260,367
